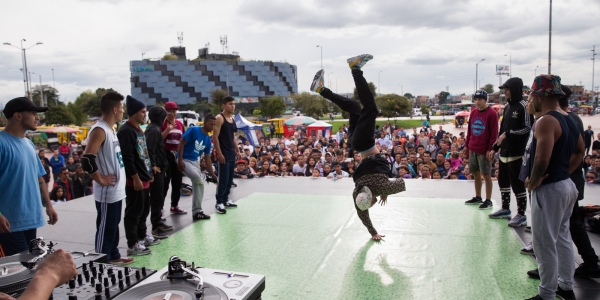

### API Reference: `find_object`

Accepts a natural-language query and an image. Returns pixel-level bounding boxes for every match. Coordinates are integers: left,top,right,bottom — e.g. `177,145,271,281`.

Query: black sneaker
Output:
525,295,542,300
215,204,227,214
158,223,173,231
525,226,532,233
527,268,540,280
224,201,237,208
231,182,237,188
152,229,169,239
192,211,211,221
479,199,493,209
465,197,483,205
556,286,576,300
574,261,600,278
520,248,535,256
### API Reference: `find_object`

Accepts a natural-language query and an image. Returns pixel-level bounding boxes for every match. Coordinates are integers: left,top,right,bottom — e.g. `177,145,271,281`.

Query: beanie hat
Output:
126,95,145,116
354,186,373,211
164,102,179,111
531,75,564,97
473,90,488,100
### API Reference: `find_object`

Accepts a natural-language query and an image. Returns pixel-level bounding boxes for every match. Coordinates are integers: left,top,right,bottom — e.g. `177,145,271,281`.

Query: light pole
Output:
548,0,552,74
535,65,539,77
378,71,382,95
476,59,485,91
31,72,45,106
504,54,512,78
3,40,43,98
52,68,56,90
592,45,596,106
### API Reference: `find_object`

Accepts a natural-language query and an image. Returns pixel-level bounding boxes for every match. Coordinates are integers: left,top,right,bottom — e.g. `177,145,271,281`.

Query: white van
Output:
412,108,423,116
176,111,200,126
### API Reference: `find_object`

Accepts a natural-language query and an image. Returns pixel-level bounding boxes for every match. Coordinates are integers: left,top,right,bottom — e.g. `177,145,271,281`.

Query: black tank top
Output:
218,112,237,161
528,111,578,185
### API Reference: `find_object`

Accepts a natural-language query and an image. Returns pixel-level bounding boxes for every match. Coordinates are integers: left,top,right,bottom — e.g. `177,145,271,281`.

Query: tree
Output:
67,102,86,126
353,82,377,100
162,53,179,60
437,91,450,104
31,85,60,107
45,106,75,125
403,93,414,99
375,94,411,119
420,104,430,115
252,109,262,119
78,88,115,118
483,84,494,94
258,96,286,118
291,92,329,119
209,89,230,115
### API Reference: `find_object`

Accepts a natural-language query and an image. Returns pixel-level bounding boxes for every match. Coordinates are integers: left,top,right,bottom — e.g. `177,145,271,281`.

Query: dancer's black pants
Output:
164,151,183,208
498,159,527,214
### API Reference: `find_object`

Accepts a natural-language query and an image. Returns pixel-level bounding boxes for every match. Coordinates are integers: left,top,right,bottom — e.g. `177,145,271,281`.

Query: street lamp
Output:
3,40,43,98
476,59,485,91
535,65,539,77
378,71,383,95
504,54,512,77
31,72,46,106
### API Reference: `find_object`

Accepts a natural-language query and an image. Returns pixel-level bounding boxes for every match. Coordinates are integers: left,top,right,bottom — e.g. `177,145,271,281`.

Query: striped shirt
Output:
88,120,126,203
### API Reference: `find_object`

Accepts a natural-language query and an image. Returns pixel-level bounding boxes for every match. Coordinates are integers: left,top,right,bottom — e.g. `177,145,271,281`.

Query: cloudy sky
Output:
1,0,599,107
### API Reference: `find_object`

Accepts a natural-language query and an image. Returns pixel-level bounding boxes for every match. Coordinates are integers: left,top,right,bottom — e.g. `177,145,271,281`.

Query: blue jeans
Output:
95,200,122,261
216,161,235,205
0,228,37,257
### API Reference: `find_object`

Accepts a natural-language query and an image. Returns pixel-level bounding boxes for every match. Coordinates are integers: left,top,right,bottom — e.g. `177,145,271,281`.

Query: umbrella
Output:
40,126,81,133
283,116,317,126
455,110,471,117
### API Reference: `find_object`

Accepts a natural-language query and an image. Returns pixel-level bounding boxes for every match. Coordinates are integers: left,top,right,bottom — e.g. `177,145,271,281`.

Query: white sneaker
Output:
127,241,151,256
144,234,160,246
215,203,226,214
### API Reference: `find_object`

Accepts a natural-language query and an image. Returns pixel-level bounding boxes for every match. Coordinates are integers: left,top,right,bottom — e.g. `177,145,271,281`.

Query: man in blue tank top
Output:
213,96,242,214
524,75,586,300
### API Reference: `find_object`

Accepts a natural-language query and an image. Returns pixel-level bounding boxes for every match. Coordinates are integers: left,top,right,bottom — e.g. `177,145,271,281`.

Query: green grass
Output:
328,119,442,133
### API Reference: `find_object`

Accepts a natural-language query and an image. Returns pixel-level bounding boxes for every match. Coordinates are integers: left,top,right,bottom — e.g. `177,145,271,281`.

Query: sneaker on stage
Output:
465,197,483,205
555,286,576,300
158,222,173,231
520,247,535,256
108,257,134,266
525,226,532,233
478,199,493,209
152,228,169,239
574,261,600,278
170,206,187,214
310,69,325,93
524,295,542,300
127,241,151,256
193,211,211,221
508,214,527,227
347,54,373,70
143,234,160,247
215,203,227,214
225,200,237,208
527,268,540,279
489,208,511,219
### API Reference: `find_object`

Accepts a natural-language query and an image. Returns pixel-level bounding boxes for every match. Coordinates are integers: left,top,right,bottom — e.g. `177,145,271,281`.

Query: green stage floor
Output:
131,193,540,299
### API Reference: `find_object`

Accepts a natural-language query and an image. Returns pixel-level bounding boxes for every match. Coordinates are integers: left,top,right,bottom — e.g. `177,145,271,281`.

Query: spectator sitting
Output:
280,162,293,177
248,157,259,174
49,149,65,180
65,156,77,176
425,137,438,153
259,161,271,177
49,186,67,205
72,163,91,199
432,170,442,179
293,155,307,176
311,169,321,177
344,160,356,177
304,157,318,177
421,165,432,179
59,141,71,160
322,163,332,177
327,161,349,179
84,178,93,196
234,160,254,179
586,170,599,183
449,152,462,171
398,165,412,179
40,157,51,184
434,153,445,172
442,160,453,178
53,167,74,200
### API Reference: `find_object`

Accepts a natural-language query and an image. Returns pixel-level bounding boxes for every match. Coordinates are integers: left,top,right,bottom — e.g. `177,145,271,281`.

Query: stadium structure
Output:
130,43,298,107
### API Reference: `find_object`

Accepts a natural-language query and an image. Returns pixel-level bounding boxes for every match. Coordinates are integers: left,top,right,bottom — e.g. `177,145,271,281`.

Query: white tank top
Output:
88,120,126,203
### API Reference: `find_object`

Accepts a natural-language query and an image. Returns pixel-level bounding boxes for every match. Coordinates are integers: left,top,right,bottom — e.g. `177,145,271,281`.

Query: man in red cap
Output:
161,101,186,214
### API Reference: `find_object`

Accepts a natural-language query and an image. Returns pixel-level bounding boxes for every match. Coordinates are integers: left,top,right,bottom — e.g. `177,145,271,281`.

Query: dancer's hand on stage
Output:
379,195,388,206
372,234,385,241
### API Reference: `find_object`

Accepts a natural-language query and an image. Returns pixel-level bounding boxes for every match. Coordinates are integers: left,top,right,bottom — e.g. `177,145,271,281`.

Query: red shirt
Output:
161,120,185,151
54,180,73,200
59,145,70,155
465,107,499,155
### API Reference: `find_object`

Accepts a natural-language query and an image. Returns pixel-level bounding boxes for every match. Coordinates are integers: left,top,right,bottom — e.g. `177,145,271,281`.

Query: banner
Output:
235,97,259,103
496,65,510,76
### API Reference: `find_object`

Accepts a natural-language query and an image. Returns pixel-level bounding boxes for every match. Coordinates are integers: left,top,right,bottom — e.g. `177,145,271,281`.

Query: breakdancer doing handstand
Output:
310,54,406,240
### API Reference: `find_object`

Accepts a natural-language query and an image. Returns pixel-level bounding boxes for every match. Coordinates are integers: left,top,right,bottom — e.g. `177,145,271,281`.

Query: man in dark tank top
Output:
524,75,586,300
212,96,242,214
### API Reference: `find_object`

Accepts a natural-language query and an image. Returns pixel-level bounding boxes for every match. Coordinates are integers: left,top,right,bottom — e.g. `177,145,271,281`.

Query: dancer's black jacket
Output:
493,77,533,157
117,121,153,182
145,107,168,170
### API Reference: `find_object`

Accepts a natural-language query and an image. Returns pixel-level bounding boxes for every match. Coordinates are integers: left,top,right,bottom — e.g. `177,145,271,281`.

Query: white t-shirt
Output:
284,139,295,149
89,120,126,203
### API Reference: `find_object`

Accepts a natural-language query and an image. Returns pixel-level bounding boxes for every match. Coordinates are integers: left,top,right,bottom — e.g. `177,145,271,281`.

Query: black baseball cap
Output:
3,97,48,119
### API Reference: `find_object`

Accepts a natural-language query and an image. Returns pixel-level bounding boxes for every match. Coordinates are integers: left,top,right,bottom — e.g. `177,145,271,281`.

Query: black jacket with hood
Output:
145,106,169,170
493,77,533,157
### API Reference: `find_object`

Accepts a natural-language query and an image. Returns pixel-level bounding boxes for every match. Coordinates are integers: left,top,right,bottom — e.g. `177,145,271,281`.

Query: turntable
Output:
114,256,265,300
0,238,106,296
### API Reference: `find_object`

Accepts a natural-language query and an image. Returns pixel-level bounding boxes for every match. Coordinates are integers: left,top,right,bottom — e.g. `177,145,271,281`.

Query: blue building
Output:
130,55,298,106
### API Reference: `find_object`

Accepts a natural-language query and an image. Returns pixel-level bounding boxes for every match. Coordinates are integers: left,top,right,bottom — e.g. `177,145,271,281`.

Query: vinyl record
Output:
114,280,228,300
0,254,36,294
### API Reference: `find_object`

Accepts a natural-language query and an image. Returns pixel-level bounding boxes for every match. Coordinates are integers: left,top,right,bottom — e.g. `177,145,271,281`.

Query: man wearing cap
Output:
463,90,498,210
162,101,186,214
487,78,532,227
233,160,254,179
0,97,58,256
523,75,585,300
117,96,156,256
177,114,217,221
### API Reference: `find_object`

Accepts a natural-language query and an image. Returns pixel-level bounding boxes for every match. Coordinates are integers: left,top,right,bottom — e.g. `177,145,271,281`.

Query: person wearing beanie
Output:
463,89,498,210
310,54,406,241
523,75,584,300
117,95,157,256
487,77,533,227
145,106,174,239
161,101,187,214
